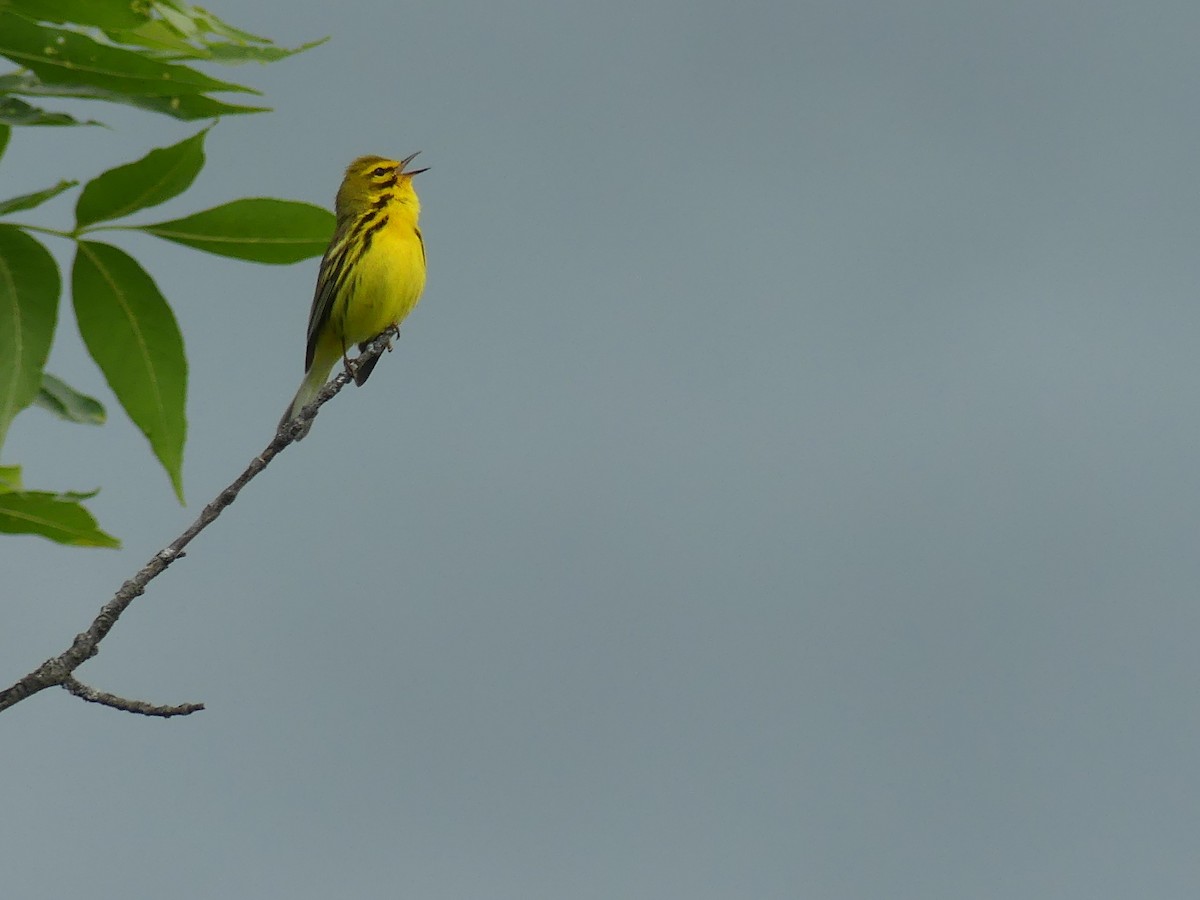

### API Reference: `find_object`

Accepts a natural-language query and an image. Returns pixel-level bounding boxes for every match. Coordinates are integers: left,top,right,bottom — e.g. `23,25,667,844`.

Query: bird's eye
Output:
371,167,388,177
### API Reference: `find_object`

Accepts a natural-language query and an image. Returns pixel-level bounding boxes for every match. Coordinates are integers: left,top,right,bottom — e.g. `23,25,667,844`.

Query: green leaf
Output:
115,3,327,63
115,90,268,119
57,486,100,501
138,198,335,263
0,74,265,120
0,464,21,491
34,372,106,424
0,179,78,216
154,0,269,44
72,241,186,502
75,128,206,227
153,1,201,40
188,6,269,44
103,18,205,56
0,125,9,161
102,2,325,65
0,490,119,547
0,12,259,98
197,37,329,64
4,0,150,30
0,226,60,451
0,95,100,126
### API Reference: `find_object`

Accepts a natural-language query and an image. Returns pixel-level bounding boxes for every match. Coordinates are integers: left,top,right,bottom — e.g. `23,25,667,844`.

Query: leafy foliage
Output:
0,0,330,544
73,241,188,502
75,128,208,226
0,226,60,449
34,372,105,424
0,486,120,548
141,198,336,264
0,179,79,215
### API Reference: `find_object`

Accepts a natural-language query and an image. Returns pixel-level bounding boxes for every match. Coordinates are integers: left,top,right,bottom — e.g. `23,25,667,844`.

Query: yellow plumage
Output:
279,153,428,438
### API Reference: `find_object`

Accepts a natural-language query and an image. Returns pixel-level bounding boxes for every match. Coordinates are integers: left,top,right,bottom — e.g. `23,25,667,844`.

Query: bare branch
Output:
61,676,204,717
0,327,399,716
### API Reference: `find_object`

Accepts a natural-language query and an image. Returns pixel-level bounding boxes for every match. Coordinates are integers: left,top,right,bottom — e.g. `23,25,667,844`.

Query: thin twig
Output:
0,328,398,716
61,675,205,718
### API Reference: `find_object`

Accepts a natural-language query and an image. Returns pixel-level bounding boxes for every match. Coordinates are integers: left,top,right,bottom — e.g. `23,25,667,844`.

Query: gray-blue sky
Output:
5,1,1200,897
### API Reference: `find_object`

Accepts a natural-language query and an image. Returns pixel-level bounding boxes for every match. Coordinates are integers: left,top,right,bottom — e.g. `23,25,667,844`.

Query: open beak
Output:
399,151,429,176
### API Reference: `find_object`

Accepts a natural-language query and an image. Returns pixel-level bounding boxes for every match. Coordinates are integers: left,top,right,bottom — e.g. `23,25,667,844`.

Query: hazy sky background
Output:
4,1,1200,897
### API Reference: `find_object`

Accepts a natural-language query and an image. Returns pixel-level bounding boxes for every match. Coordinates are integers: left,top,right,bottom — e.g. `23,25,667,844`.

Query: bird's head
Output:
335,152,428,219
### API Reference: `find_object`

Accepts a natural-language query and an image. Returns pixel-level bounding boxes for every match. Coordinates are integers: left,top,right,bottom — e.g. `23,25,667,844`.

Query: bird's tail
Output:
277,364,329,440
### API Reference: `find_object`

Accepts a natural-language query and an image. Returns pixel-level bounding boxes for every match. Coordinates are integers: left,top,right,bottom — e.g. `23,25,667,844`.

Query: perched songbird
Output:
279,152,428,438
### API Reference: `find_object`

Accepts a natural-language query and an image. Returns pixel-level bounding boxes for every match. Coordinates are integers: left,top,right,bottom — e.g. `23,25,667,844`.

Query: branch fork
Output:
0,327,399,717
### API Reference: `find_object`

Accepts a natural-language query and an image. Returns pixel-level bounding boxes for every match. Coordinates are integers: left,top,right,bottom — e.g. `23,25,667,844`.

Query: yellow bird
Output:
279,152,428,438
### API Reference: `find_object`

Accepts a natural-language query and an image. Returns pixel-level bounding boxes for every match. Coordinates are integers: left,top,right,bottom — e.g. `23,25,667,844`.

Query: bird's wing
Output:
304,221,357,370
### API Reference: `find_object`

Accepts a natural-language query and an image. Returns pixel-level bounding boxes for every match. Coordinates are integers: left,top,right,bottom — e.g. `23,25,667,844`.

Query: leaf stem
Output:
77,223,139,233
6,222,75,239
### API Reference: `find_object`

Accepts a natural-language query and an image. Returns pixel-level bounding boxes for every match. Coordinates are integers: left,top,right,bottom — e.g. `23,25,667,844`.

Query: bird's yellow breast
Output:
333,214,426,346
